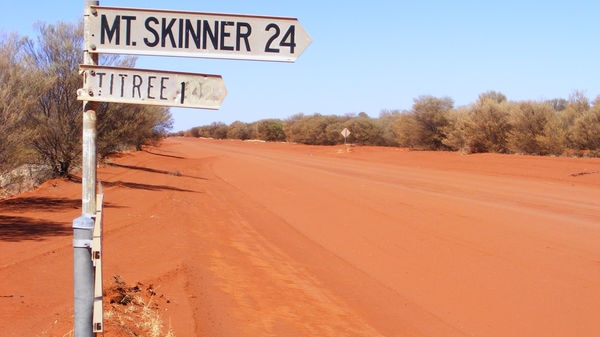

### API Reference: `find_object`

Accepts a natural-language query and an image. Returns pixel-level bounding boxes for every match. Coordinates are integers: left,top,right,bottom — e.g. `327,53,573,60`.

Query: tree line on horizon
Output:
0,21,173,181
178,90,600,157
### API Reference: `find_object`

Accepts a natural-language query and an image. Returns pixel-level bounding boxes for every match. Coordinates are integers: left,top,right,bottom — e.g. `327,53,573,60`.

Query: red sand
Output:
1,137,599,337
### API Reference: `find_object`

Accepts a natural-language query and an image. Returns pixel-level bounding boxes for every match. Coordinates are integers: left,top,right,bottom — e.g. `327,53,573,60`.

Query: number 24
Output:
265,24,296,54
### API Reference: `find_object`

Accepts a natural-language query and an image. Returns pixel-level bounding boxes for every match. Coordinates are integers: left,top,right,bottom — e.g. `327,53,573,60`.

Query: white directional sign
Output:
86,6,311,62
77,65,227,109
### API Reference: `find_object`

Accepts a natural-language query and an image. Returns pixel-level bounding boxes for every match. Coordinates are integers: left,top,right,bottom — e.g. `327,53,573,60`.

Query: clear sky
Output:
1,0,599,131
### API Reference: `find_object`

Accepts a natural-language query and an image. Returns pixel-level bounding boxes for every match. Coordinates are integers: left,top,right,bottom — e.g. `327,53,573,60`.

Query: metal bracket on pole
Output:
73,239,93,248
92,193,104,333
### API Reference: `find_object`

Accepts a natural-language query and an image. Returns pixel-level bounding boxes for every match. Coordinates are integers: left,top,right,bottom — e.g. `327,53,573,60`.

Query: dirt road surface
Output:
1,137,599,337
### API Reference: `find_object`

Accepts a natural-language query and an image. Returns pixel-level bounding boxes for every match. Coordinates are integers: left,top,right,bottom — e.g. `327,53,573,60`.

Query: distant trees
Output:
284,114,348,145
0,21,173,178
182,91,600,157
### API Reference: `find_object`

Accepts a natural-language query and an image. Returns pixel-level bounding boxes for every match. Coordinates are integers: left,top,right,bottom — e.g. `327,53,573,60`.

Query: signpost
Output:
341,127,351,143
86,6,312,62
341,128,351,152
78,65,227,109
76,2,310,337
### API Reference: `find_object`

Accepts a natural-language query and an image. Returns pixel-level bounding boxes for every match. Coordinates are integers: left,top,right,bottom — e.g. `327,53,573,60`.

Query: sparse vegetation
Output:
183,90,600,158
104,275,175,337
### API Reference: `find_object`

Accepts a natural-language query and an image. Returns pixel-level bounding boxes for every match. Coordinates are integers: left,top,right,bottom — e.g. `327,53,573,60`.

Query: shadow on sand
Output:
106,162,207,182
0,215,70,242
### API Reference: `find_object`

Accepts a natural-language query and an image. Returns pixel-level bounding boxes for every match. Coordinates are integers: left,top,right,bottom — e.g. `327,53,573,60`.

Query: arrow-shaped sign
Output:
77,65,227,109
86,6,311,62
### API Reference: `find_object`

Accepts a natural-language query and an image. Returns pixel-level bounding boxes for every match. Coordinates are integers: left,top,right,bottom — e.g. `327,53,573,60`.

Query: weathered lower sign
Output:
86,6,311,62
77,65,227,109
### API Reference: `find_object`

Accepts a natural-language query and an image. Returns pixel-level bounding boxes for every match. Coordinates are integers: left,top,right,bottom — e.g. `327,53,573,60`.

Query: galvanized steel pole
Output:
73,2,99,337
72,215,95,337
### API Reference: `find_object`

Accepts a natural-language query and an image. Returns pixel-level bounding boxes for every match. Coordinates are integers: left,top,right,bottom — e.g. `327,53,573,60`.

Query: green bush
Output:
255,119,286,142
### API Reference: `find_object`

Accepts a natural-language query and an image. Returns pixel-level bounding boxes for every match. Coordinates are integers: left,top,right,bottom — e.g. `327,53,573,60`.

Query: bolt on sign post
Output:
76,2,310,337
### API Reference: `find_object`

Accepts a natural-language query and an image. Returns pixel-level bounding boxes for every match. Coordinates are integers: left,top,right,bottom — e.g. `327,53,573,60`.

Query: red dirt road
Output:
1,137,599,337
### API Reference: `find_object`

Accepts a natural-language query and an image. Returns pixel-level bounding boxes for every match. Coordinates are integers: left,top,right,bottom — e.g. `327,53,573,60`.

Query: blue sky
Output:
1,0,599,131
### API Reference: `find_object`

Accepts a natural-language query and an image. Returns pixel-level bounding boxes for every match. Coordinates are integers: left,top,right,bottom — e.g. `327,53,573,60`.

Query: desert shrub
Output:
394,96,452,150
185,127,201,138
442,107,471,152
507,101,554,155
98,104,172,155
227,121,251,140
376,110,401,146
284,114,349,145
322,117,349,145
255,119,286,141
284,113,328,144
393,113,420,148
187,122,228,139
343,116,386,145
206,122,228,139
535,114,567,155
570,108,600,150
464,92,511,153
559,91,590,147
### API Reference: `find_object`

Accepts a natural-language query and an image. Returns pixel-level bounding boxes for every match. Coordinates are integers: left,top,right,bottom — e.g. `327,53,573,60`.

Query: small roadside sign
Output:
86,6,311,62
341,128,351,138
341,128,351,147
77,65,227,109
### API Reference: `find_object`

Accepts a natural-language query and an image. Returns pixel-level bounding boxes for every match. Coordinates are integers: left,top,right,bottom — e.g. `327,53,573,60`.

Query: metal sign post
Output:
341,128,351,152
73,2,99,337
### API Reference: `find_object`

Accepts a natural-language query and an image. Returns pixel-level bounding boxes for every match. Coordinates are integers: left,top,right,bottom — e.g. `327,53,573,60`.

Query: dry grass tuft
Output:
104,275,175,337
